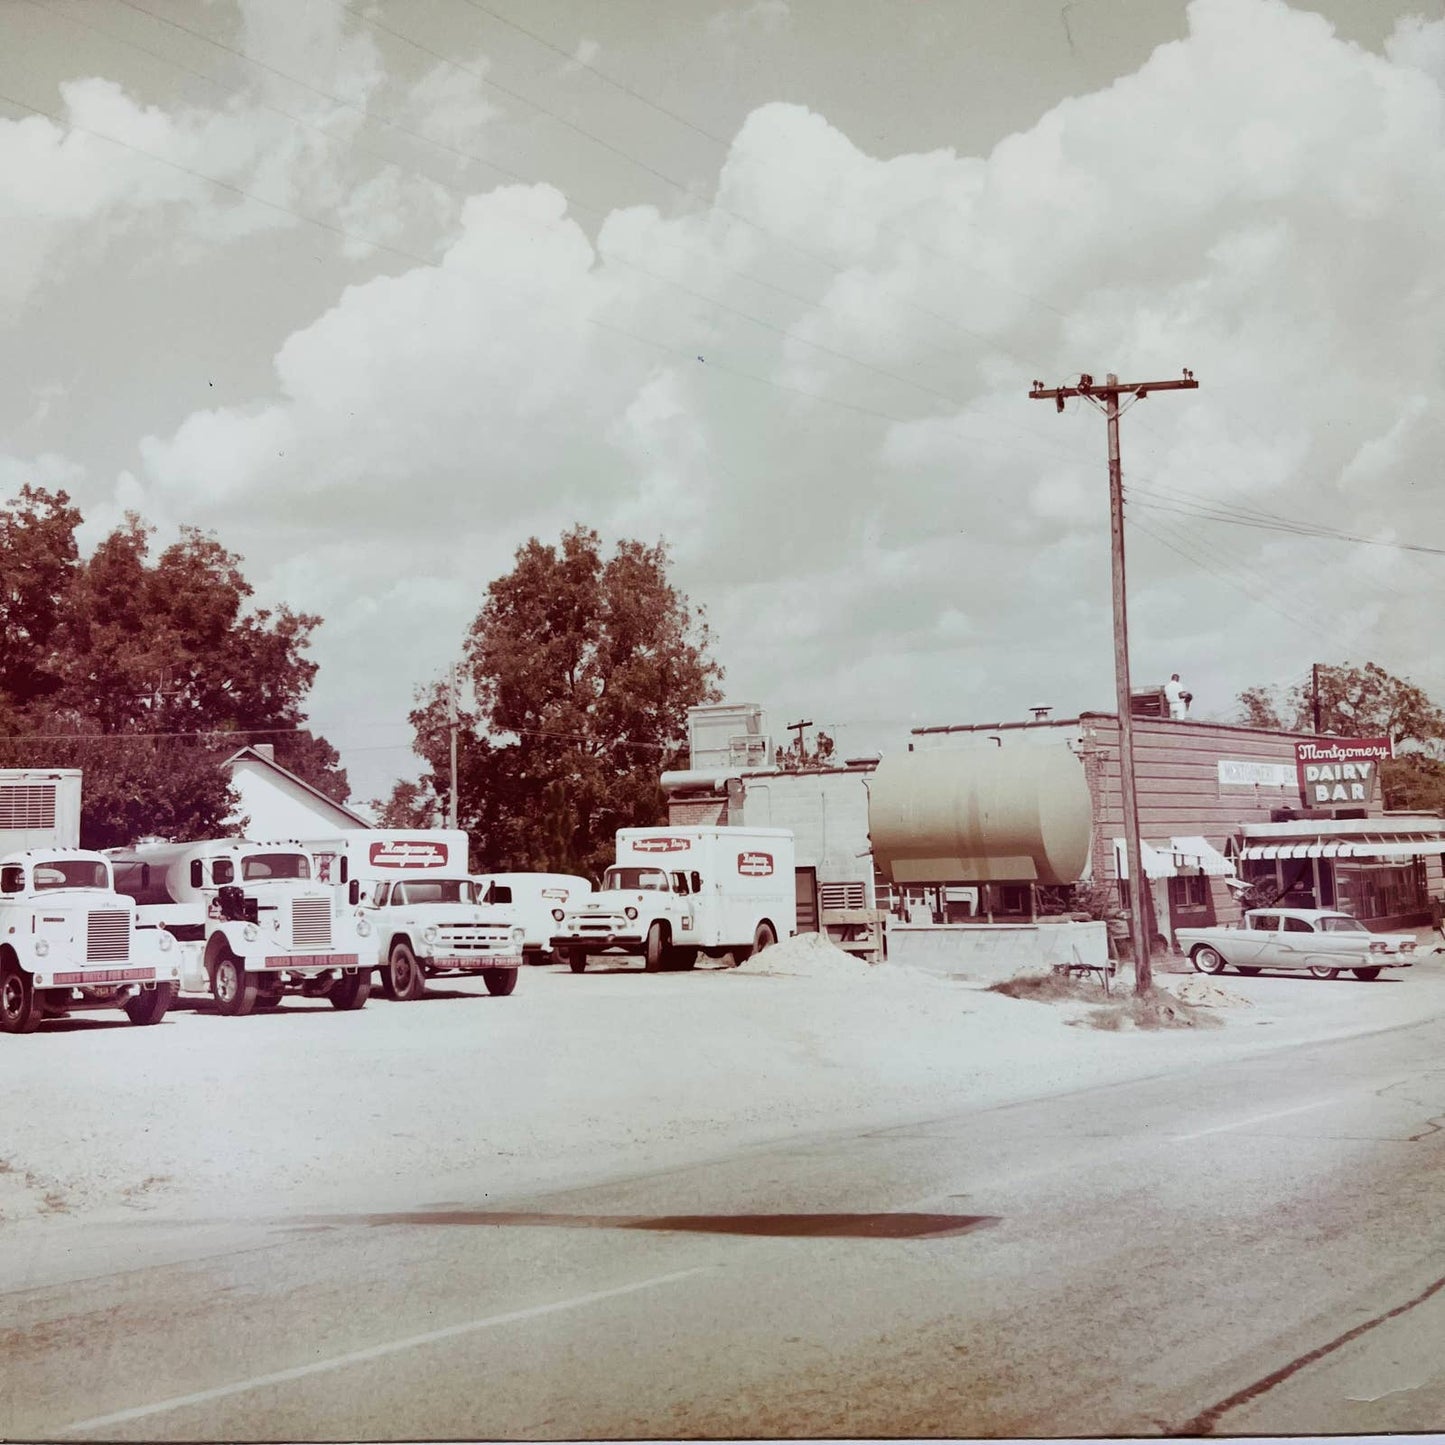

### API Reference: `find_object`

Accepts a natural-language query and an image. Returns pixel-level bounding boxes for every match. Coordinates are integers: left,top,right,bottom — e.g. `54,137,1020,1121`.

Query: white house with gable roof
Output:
224,744,372,840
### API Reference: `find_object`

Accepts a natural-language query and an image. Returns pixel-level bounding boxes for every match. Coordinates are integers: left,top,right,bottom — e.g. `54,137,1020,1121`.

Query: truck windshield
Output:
241,853,312,881
604,867,669,891
32,860,109,891
395,879,474,905
1320,915,1368,933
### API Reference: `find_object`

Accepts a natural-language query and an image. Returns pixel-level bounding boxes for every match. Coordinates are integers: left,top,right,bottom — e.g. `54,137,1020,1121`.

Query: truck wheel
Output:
564,948,587,973
667,946,698,972
1352,966,1382,981
212,953,258,1016
1308,964,1340,980
1191,945,1226,975
386,942,426,1000
752,921,778,956
125,983,176,1026
482,967,518,996
644,923,669,972
329,971,371,1010
0,962,41,1034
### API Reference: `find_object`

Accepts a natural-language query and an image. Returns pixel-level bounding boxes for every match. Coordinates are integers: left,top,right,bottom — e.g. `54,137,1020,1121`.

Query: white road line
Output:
1172,1098,1340,1141
61,1265,710,1435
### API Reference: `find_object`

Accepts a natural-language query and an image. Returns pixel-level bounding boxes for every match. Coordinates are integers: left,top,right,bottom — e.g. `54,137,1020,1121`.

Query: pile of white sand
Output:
1166,976,1254,1009
738,930,878,978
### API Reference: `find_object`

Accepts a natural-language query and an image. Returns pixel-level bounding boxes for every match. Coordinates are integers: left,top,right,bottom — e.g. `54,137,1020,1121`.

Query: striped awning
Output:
1113,836,1235,880
1240,834,1445,861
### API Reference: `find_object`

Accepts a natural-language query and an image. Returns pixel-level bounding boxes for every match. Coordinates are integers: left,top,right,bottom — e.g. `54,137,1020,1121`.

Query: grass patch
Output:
988,972,1113,1004
1075,989,1222,1031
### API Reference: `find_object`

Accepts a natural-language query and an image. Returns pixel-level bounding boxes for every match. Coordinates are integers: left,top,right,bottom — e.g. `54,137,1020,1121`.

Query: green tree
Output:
386,527,722,875
0,490,347,844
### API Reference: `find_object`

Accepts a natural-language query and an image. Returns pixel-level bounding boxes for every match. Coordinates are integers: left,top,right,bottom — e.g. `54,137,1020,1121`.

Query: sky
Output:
3,0,1443,808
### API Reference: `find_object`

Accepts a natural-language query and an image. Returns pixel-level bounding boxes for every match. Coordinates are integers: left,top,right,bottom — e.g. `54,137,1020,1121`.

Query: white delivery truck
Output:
0,769,181,1034
472,872,591,965
304,831,524,999
109,838,373,1016
552,826,795,972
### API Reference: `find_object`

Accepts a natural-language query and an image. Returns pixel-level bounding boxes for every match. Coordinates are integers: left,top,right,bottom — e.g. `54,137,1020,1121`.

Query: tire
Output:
386,942,426,1001
482,967,518,996
125,982,176,1026
0,962,41,1034
212,952,258,1017
1352,966,1382,981
1236,966,1262,976
1308,964,1340,980
644,922,668,973
667,946,699,972
1191,945,1226,975
752,921,778,956
329,970,371,1011
564,948,587,973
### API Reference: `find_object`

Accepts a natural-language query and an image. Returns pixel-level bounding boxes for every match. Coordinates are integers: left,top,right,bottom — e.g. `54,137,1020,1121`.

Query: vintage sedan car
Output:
1175,908,1419,980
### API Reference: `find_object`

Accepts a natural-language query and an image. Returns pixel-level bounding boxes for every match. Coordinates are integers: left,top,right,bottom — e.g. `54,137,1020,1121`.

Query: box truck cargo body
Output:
472,872,591,963
552,826,795,972
0,770,179,1033
109,838,372,1016
303,831,524,999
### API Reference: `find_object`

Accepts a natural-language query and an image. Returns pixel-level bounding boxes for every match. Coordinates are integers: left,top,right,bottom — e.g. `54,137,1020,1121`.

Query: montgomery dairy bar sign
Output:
1295,737,1392,806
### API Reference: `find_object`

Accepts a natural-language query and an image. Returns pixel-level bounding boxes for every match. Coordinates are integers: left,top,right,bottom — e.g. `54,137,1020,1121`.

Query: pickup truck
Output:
1175,908,1419,980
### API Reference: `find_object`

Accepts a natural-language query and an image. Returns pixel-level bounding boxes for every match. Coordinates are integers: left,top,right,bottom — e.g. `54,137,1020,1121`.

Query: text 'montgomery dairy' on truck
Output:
552,826,796,972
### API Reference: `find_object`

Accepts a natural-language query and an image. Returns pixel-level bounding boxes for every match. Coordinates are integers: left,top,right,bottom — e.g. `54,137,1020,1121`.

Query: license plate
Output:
263,953,360,970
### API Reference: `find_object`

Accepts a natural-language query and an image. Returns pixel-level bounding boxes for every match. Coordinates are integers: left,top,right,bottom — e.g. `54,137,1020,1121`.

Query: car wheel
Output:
1308,964,1340,980
482,967,518,996
1191,945,1226,975
644,923,668,972
124,982,176,1026
212,953,258,1016
1351,966,1382,981
0,962,41,1034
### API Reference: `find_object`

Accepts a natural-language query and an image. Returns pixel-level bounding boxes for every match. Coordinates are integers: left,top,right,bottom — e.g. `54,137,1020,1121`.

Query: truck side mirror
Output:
340,856,349,884
190,860,203,888
141,863,150,888
690,871,702,894
348,879,360,906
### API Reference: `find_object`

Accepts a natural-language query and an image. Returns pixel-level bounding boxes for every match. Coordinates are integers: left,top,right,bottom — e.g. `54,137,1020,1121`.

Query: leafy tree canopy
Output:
382,527,722,876
0,487,346,847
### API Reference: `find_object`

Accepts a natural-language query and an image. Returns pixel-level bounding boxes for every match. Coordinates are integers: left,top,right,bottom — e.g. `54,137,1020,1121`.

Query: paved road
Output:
9,1010,1445,1439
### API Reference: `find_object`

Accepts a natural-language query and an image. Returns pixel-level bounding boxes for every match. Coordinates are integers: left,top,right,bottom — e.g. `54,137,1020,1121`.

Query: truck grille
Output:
574,914,624,936
437,924,512,952
87,910,131,962
291,897,332,950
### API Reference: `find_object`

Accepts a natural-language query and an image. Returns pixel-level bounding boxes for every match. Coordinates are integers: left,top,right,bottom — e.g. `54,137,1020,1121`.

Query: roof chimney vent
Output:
1029,706,1053,722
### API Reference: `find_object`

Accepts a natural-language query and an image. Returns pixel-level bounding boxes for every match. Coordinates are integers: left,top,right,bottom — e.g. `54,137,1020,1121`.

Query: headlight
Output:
34,939,49,957
355,916,372,938
158,930,174,952
625,906,638,920
512,928,525,947
551,908,565,923
243,923,260,942
422,925,439,944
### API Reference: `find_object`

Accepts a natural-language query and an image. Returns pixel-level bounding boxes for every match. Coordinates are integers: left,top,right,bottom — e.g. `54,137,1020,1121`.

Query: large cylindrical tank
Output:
868,744,1091,885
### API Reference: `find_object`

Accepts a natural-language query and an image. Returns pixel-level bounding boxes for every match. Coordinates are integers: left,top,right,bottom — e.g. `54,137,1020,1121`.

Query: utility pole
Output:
447,664,459,831
1029,370,1198,993
787,718,813,761
1312,662,1322,734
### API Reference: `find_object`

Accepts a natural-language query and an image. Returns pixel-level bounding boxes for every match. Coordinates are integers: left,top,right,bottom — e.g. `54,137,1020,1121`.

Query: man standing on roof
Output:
1164,673,1192,720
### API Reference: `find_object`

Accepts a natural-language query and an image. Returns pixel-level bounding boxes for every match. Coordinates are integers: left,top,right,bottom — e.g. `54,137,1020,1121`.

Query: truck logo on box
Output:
632,837,691,854
737,851,774,877
369,841,448,870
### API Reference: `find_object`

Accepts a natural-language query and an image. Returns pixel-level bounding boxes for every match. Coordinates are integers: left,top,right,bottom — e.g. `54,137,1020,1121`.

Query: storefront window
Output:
1334,860,1426,920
